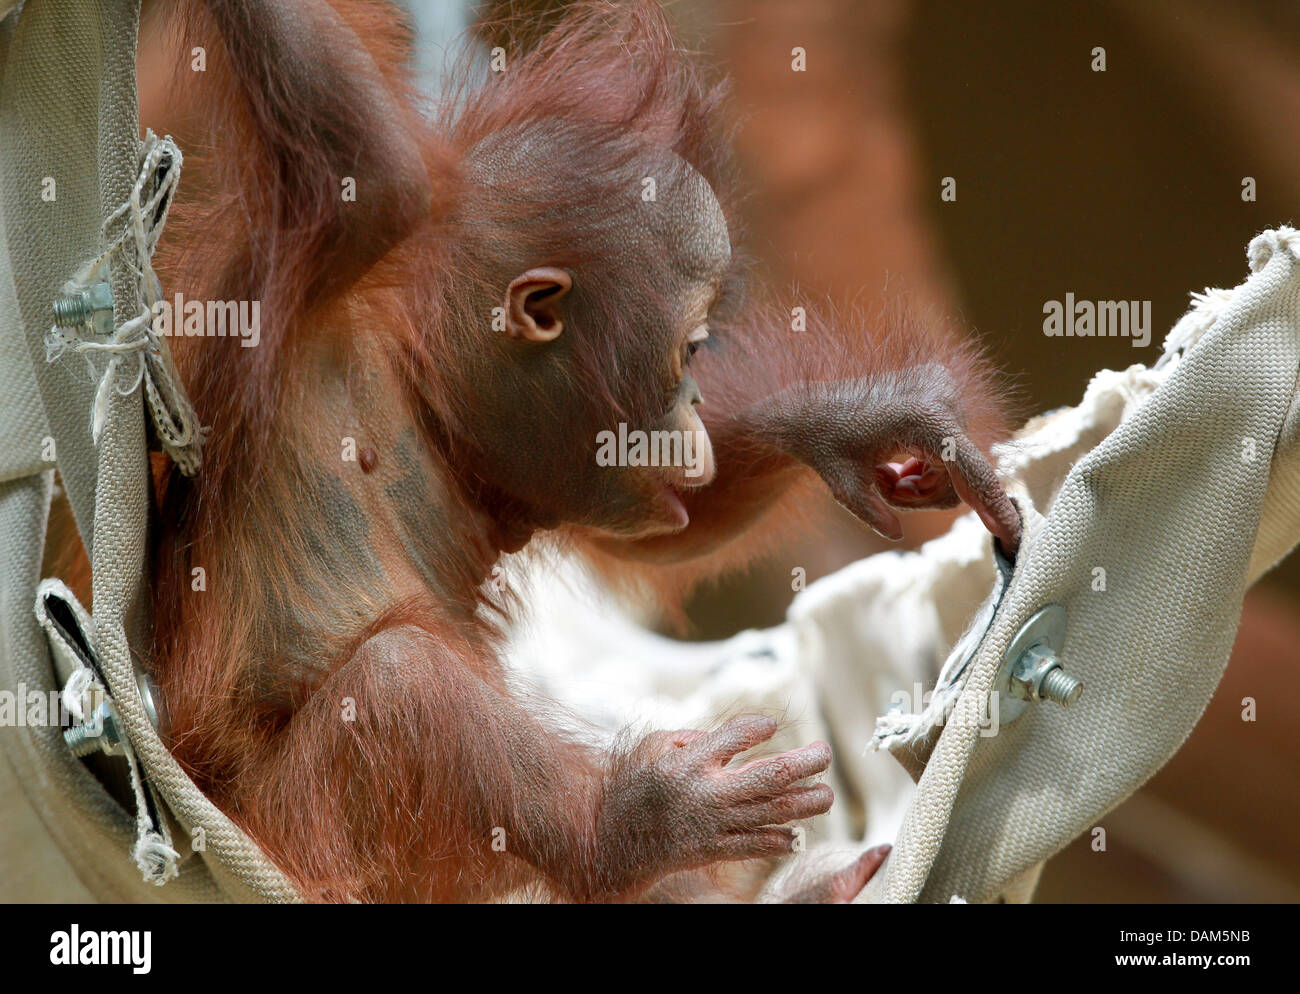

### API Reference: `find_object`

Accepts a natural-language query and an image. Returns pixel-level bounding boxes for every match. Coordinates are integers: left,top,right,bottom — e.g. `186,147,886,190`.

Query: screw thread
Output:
52,292,91,328
1039,668,1083,706
63,723,102,757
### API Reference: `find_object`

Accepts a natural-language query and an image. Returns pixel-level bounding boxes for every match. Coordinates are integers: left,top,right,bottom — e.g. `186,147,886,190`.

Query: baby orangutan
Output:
127,0,1021,902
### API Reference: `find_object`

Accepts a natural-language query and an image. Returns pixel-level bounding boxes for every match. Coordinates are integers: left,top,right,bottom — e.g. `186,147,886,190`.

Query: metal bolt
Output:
52,281,115,336
995,604,1083,721
1009,642,1083,707
64,700,126,758
1039,666,1083,707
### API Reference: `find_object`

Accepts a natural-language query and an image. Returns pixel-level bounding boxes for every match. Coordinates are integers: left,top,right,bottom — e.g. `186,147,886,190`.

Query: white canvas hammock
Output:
0,0,297,902
2,0,1297,903
508,229,1300,902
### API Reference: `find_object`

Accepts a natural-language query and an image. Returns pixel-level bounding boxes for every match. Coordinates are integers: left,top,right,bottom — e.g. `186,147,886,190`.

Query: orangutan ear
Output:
504,267,572,342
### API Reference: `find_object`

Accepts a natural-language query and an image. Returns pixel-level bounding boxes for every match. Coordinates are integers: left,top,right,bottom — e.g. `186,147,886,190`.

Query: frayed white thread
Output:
1159,226,1300,366
133,832,181,886
124,740,180,885
1247,224,1300,273
40,585,180,886
1162,287,1236,362
60,666,95,722
58,670,179,884
869,563,998,753
44,130,205,475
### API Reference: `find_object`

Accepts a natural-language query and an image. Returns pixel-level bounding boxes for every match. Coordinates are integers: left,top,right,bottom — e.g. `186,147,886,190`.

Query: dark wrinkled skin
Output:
753,367,1022,554
584,716,839,900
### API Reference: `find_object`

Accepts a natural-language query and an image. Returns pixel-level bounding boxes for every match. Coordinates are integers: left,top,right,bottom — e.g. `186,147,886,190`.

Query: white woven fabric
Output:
0,0,297,903
510,226,1300,903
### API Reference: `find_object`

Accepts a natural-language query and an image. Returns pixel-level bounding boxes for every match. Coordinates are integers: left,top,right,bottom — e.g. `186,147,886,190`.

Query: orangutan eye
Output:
683,323,708,367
